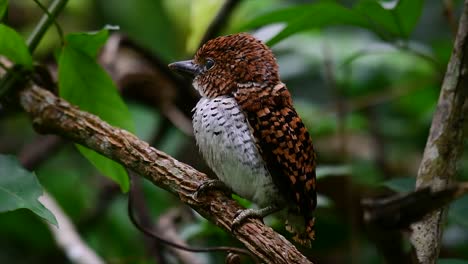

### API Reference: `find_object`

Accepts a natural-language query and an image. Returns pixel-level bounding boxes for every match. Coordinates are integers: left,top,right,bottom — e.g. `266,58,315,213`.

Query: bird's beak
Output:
168,60,199,78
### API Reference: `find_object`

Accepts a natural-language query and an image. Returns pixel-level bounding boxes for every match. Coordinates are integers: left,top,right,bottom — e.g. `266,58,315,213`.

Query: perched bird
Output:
169,33,317,246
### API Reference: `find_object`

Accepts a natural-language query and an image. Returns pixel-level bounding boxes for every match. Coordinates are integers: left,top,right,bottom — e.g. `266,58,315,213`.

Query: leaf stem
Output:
32,0,65,48
0,0,68,99
27,0,68,53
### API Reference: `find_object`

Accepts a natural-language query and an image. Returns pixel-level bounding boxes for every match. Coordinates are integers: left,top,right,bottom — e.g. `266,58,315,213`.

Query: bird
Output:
168,33,317,247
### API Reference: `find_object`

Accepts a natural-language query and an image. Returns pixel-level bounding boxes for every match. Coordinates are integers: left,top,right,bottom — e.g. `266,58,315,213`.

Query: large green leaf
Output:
0,0,7,20
0,155,57,226
0,24,32,68
58,30,135,192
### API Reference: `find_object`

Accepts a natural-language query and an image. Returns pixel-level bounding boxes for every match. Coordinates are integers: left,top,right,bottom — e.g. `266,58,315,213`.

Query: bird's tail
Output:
285,211,315,248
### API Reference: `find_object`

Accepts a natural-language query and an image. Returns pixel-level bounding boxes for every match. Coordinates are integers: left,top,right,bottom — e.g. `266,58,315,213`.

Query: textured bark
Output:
410,1,468,263
18,84,313,264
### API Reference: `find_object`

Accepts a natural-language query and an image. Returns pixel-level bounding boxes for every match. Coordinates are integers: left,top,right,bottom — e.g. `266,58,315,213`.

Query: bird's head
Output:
169,33,279,98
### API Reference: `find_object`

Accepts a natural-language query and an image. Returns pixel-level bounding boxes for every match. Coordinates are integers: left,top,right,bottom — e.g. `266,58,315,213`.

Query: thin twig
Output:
443,0,458,38
0,0,68,99
127,173,259,263
32,0,65,47
323,43,360,263
363,183,468,229
0,60,9,71
27,0,68,53
129,171,168,264
198,0,242,49
156,208,205,264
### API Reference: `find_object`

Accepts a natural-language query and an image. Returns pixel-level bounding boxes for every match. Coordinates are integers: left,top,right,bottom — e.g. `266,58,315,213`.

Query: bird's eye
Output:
205,59,215,70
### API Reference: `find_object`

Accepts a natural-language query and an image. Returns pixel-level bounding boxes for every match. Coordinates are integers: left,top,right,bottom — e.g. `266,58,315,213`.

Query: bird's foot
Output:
232,205,281,230
193,179,232,201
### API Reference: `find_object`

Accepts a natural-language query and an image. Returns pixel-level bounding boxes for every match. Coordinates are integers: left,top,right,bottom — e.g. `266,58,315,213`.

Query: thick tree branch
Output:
410,1,468,263
18,84,313,264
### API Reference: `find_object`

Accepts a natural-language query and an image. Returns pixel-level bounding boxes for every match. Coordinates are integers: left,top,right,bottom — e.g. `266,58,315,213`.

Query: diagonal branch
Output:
18,84,313,264
198,0,242,49
410,0,468,263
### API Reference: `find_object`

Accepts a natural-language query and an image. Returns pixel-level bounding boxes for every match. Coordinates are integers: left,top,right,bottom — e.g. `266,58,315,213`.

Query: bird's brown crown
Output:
193,33,280,98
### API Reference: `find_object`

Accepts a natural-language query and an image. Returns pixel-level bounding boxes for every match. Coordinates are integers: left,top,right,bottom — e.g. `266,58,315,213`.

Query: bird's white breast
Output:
193,96,280,206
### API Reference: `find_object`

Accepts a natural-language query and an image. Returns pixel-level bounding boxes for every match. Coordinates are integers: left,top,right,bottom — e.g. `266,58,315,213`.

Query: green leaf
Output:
439,259,468,264
241,2,371,46
65,29,109,58
382,177,415,193
0,24,33,68
241,0,424,46
354,0,401,37
0,0,7,20
0,155,57,226
76,145,129,191
354,0,424,38
58,32,135,192
394,0,424,37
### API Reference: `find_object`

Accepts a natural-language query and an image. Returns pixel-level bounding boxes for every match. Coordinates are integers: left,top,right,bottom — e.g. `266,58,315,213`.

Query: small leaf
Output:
58,32,135,192
382,177,415,193
439,259,468,264
0,154,57,226
65,29,109,58
0,0,7,20
0,24,33,68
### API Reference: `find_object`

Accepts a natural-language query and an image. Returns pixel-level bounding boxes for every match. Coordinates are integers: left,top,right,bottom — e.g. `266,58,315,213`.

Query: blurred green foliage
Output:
0,0,467,263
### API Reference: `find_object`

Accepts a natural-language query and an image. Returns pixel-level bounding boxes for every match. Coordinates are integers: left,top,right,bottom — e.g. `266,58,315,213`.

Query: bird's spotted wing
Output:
235,83,317,244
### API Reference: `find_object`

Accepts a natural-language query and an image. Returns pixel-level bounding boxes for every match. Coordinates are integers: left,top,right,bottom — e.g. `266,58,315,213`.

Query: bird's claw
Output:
193,179,232,201
232,208,265,231
231,205,281,231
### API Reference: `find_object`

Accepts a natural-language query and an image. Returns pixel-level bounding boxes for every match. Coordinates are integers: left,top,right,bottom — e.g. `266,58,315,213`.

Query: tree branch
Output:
18,84,313,264
409,0,468,262
39,192,105,264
